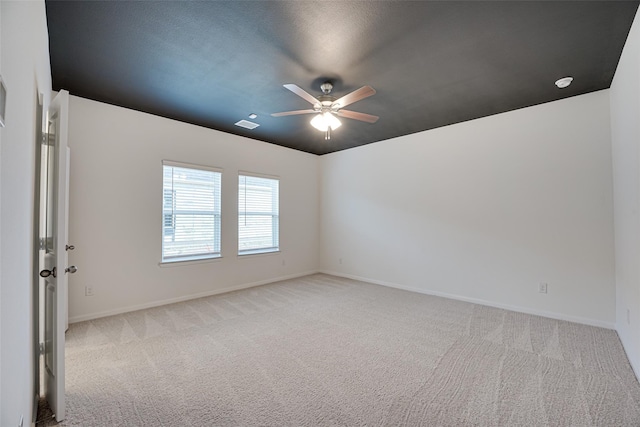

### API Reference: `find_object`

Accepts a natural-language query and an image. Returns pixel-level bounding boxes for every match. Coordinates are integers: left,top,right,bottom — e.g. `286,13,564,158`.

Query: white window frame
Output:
161,160,223,264
238,172,280,256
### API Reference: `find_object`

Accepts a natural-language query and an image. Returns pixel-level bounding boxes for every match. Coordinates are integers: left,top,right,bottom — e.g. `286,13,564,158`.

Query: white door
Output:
40,89,72,422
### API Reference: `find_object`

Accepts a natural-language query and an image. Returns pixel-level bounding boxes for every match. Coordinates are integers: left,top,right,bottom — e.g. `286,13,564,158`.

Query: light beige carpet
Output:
51,274,639,426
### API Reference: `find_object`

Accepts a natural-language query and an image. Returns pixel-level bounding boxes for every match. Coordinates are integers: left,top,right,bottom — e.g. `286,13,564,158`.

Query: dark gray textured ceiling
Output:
46,1,639,155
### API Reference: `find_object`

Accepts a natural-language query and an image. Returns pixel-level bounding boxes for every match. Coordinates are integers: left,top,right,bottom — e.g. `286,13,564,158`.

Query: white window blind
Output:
162,163,221,262
238,174,279,255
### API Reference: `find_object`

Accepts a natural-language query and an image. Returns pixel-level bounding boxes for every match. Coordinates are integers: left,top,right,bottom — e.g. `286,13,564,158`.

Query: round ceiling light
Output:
555,77,573,89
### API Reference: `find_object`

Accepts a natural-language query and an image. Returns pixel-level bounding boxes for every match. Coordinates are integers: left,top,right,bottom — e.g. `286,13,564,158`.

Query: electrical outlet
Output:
627,308,631,325
85,286,94,296
538,283,548,294
339,258,343,265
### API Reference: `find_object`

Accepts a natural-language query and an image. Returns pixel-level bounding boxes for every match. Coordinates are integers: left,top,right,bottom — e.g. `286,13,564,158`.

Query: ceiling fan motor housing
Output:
315,96,337,112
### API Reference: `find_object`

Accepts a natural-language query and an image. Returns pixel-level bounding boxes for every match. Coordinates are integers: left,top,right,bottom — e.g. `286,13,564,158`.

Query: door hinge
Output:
39,237,46,250
39,342,45,355
42,133,54,146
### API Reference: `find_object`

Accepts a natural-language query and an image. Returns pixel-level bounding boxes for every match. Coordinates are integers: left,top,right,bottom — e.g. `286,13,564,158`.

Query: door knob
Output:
66,245,75,251
40,267,57,278
65,265,78,274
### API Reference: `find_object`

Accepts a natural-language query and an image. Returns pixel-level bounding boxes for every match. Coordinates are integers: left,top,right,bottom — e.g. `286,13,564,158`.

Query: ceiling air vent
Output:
235,120,260,130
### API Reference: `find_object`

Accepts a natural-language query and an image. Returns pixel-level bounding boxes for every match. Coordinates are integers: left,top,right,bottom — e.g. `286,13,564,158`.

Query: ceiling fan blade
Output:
336,109,379,123
332,86,376,109
283,84,320,106
271,109,317,117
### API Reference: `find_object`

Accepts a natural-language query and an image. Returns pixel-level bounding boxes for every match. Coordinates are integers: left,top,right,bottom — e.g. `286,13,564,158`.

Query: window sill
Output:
238,249,280,259
158,256,222,268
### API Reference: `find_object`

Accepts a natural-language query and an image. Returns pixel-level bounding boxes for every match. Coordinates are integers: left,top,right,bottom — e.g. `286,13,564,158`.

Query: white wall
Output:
0,0,4,417
0,1,52,425
610,8,640,377
66,96,319,322
0,0,3,418
320,90,615,328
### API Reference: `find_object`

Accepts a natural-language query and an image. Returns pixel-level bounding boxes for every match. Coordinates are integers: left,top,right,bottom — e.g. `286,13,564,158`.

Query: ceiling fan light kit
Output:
310,112,342,140
311,112,342,131
272,81,379,140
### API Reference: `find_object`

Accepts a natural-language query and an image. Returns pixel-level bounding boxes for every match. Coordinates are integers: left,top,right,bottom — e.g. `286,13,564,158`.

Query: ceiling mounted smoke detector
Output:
555,77,573,88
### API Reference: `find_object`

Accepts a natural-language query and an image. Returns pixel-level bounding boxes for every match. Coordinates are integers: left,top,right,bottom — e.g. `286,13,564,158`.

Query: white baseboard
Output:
319,270,615,330
70,268,616,331
32,393,39,427
69,270,319,323
615,323,640,381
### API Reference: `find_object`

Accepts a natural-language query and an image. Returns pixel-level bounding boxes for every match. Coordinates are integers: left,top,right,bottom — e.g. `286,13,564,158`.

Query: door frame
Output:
33,90,45,424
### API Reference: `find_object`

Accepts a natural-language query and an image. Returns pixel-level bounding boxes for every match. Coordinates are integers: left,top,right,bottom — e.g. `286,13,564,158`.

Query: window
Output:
162,161,221,262
238,174,279,255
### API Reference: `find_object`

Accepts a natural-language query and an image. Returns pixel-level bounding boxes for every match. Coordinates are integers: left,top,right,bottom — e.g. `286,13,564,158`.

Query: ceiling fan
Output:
271,82,379,140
